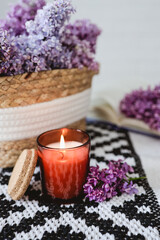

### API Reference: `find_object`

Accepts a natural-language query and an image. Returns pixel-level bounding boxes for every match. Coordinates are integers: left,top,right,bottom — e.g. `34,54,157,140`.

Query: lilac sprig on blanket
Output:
120,85,160,132
84,160,140,202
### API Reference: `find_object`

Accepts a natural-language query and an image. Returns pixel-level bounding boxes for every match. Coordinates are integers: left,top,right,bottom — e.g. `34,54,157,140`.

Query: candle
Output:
37,128,90,200
47,138,81,149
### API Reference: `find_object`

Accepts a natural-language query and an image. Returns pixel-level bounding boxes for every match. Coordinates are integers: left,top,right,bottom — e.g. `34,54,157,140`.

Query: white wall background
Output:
1,0,160,99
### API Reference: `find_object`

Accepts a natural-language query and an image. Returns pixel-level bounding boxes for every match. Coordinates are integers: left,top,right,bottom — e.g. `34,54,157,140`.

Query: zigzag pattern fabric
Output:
0,121,160,240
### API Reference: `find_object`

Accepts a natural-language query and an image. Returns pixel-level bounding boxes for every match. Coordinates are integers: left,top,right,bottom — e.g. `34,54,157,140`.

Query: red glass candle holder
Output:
37,128,90,200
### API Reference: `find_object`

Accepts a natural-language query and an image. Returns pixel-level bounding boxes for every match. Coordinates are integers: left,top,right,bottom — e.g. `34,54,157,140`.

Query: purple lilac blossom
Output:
83,160,138,203
0,0,100,76
0,31,34,75
62,20,101,70
25,0,75,71
0,30,11,63
26,0,75,38
121,181,138,195
120,85,160,131
0,30,16,75
0,0,45,36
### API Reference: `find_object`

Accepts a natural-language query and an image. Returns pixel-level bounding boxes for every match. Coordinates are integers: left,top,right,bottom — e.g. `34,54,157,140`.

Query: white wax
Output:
46,141,82,149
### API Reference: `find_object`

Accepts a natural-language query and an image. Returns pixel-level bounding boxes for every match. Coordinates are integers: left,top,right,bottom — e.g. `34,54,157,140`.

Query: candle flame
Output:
60,134,65,148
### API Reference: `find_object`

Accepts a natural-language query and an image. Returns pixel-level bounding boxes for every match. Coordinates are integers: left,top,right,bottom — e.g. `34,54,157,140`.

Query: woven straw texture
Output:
0,68,96,108
0,68,97,168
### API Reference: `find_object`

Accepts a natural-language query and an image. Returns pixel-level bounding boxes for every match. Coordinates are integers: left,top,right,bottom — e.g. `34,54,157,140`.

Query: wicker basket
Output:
0,68,97,168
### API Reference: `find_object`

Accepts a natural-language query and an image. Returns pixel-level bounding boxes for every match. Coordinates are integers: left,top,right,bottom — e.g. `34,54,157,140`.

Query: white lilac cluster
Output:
0,0,101,76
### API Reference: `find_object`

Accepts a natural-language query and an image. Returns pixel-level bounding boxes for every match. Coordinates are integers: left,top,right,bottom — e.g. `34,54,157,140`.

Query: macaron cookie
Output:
8,149,38,200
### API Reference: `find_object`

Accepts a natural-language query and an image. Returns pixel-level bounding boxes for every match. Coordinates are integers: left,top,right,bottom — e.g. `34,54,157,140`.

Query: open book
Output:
93,93,160,137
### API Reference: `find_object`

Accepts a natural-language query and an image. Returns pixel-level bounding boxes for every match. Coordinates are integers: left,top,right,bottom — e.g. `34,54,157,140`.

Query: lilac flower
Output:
26,0,75,38
61,20,101,70
62,20,101,53
120,85,160,132
0,30,16,75
83,160,139,202
122,162,134,173
0,31,31,75
121,181,138,195
93,189,106,202
0,30,11,62
89,165,100,177
86,189,106,202
87,177,98,187
84,183,93,195
27,34,67,72
0,0,45,36
105,187,117,199
0,0,100,76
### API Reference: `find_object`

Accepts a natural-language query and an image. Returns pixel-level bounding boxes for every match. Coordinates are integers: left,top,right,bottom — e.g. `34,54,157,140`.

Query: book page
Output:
95,103,119,124
102,90,124,115
93,88,127,124
119,117,160,136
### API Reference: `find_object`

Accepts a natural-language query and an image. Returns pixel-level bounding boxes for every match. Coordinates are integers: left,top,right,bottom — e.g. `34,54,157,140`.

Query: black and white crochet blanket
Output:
0,121,160,240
